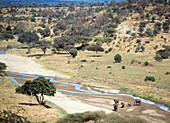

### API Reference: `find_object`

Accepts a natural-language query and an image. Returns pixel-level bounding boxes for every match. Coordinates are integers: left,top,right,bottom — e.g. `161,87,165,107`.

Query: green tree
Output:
114,54,122,63
18,32,39,53
87,45,104,53
40,27,50,38
33,39,51,55
69,48,78,58
163,20,169,33
0,62,7,76
16,77,56,105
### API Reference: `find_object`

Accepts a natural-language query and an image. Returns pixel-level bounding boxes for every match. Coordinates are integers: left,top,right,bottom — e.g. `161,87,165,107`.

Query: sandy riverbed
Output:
1,53,170,123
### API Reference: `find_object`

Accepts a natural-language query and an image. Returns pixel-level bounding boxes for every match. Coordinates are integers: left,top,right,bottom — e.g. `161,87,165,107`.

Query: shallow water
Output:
8,71,170,112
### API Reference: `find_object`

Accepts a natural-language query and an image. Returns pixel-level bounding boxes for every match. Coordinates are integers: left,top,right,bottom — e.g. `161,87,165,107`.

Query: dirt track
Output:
0,53,170,123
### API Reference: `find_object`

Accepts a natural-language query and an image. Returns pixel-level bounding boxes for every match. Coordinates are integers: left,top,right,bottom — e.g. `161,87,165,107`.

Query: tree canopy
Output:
18,32,39,53
0,62,7,76
87,45,104,53
69,48,78,58
114,54,122,63
33,39,51,55
16,77,56,105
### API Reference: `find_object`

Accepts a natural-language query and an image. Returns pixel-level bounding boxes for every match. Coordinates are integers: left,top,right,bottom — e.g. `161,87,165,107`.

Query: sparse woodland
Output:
0,0,170,122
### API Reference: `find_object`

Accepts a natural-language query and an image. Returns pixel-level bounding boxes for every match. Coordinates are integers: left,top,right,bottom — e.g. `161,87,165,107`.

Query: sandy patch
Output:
0,54,67,78
44,92,113,114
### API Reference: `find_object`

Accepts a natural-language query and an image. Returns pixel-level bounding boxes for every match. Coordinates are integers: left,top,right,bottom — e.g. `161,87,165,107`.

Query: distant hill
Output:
0,0,123,6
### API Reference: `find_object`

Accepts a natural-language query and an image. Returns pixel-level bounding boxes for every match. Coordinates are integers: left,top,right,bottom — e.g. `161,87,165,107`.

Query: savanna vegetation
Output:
0,0,170,122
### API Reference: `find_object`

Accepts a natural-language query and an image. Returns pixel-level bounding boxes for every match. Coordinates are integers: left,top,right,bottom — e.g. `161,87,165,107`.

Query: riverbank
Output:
6,47,170,108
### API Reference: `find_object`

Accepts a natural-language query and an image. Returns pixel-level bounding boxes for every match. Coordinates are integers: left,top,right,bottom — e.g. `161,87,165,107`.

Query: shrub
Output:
108,48,113,52
69,48,78,58
7,45,12,49
154,54,163,62
131,33,137,38
90,60,95,62
57,111,147,123
144,76,156,81
80,59,87,62
144,61,149,66
165,72,169,75
114,54,122,63
122,66,125,69
105,51,109,53
107,66,111,68
136,39,141,43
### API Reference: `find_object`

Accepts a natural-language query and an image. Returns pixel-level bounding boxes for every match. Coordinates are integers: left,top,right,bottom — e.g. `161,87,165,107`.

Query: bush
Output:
114,54,122,63
165,72,169,75
7,45,12,49
80,59,87,62
105,51,109,53
57,111,147,123
107,66,111,68
144,76,156,81
122,66,125,69
144,61,149,66
154,54,163,62
136,39,141,43
69,48,78,58
108,48,113,52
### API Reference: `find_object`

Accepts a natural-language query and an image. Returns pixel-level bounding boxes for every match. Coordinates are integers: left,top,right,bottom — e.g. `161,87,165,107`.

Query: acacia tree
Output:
87,45,104,53
16,77,56,105
18,32,39,54
114,54,122,63
0,62,7,77
69,48,78,58
33,39,51,55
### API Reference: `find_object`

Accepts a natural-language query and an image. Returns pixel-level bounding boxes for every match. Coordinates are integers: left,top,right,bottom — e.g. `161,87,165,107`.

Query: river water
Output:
0,46,170,112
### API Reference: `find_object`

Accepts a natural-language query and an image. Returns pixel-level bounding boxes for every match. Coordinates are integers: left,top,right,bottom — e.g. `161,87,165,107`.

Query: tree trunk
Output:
35,95,40,104
27,43,31,54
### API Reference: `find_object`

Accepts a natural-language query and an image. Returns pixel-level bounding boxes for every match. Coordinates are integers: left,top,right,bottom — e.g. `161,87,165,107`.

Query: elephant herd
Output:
113,99,141,111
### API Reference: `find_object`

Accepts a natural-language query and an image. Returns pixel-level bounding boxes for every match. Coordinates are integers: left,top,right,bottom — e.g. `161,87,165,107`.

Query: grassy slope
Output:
0,76,66,122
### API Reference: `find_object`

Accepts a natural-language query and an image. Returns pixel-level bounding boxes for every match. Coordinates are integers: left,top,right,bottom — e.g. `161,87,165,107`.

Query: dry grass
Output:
0,76,65,122
6,47,170,107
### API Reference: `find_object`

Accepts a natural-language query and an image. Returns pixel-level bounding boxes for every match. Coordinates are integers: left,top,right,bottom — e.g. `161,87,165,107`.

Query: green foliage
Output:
144,76,156,82
16,77,56,105
163,20,169,32
131,33,137,38
30,16,36,22
86,45,104,53
80,59,87,62
0,107,30,123
0,31,14,41
107,66,111,68
156,45,170,59
136,39,141,43
7,45,12,49
40,27,50,38
122,66,125,69
144,61,149,66
33,39,51,55
57,111,147,123
114,54,122,63
0,62,7,76
165,72,170,75
69,48,78,58
154,54,163,62
18,32,39,53
145,28,153,37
